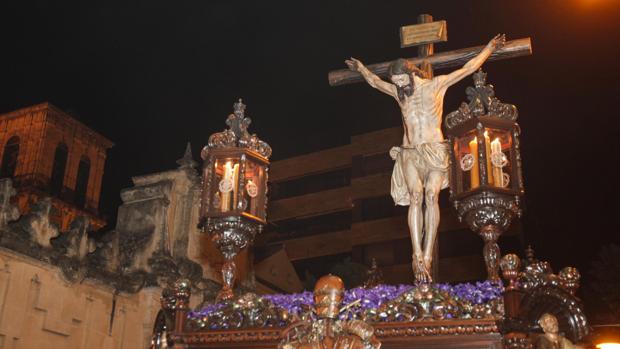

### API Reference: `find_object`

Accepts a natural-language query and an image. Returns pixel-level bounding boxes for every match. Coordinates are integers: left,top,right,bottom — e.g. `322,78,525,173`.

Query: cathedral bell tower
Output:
0,102,113,230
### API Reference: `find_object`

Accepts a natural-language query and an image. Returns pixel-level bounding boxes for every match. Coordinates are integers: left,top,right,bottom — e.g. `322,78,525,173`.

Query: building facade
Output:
0,103,113,230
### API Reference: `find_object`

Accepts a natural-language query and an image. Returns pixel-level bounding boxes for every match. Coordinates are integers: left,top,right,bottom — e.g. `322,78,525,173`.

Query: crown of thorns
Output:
388,58,430,79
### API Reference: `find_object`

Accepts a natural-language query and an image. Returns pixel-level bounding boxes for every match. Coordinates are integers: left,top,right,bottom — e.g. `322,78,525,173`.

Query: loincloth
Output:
390,142,450,206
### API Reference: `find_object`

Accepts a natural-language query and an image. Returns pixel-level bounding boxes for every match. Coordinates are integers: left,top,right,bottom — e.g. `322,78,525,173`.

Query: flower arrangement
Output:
187,281,504,330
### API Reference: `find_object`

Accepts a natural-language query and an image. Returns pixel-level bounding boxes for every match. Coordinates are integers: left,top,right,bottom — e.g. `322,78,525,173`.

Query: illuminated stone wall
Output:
0,138,264,348
0,248,161,349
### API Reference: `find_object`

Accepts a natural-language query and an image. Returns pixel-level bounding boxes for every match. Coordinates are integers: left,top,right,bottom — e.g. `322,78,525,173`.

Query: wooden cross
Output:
328,14,532,86
401,14,446,79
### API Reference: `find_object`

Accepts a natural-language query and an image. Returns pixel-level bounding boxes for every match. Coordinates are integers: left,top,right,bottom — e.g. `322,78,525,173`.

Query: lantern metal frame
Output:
199,99,271,301
445,69,524,281
202,147,269,224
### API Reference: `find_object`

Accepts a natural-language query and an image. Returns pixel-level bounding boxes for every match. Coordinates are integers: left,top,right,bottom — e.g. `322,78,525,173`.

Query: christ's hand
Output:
439,34,503,89
487,34,506,51
346,57,397,98
345,57,362,72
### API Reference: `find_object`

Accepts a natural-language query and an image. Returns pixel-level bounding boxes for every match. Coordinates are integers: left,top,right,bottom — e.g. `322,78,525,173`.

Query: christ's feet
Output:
412,255,431,284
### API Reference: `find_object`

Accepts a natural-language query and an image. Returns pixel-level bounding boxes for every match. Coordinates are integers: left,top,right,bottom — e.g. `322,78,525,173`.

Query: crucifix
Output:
329,14,531,283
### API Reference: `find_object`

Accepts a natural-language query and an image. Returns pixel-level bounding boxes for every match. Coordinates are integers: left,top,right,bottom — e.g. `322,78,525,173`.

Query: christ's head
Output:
388,59,413,85
388,59,425,102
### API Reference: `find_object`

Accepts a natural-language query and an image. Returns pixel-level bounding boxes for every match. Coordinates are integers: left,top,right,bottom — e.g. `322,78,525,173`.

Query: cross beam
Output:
328,37,532,86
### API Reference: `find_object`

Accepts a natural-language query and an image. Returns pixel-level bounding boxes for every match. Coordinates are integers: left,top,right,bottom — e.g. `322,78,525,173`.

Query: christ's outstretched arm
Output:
345,57,397,99
438,34,506,89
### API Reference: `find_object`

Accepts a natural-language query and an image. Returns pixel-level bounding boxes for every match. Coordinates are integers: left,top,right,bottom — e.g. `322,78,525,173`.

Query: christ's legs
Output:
401,152,429,282
422,170,445,275
408,191,423,272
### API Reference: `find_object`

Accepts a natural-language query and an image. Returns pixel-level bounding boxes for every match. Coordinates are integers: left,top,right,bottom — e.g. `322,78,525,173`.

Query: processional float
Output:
150,14,594,349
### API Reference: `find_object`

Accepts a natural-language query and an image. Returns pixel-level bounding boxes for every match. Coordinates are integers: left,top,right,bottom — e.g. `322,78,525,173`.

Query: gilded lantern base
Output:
454,191,521,281
206,216,262,301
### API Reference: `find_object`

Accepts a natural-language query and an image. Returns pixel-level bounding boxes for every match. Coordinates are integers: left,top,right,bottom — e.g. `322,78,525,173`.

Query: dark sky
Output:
1,1,619,275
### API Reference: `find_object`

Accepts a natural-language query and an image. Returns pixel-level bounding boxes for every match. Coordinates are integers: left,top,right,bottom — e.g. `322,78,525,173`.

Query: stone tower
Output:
0,102,113,230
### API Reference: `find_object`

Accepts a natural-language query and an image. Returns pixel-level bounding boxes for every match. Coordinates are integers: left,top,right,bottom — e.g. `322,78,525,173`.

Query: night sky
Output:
1,1,619,279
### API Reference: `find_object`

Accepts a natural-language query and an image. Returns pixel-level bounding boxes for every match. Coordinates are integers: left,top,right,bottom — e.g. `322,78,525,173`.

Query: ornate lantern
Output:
445,70,524,281
199,99,271,301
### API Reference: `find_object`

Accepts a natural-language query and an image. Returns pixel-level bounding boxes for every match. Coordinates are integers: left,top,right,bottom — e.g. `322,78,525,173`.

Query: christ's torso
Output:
399,76,447,147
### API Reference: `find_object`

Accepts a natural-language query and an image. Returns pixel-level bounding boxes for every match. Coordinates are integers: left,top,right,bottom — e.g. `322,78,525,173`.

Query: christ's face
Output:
390,74,411,87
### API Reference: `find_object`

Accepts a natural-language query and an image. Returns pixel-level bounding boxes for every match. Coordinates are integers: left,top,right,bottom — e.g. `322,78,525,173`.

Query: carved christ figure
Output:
345,34,506,282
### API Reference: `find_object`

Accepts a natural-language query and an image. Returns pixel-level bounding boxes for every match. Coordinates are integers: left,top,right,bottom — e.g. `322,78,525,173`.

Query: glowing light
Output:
597,343,620,349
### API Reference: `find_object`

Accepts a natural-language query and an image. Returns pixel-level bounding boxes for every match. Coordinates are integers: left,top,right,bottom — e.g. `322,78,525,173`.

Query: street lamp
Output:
199,98,271,301
445,70,524,281
594,325,620,349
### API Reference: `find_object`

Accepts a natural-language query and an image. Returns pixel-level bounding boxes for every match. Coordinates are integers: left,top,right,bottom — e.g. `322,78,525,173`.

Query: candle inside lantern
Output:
491,138,503,188
232,163,239,209
484,131,493,186
220,161,233,212
468,137,480,189
248,179,258,214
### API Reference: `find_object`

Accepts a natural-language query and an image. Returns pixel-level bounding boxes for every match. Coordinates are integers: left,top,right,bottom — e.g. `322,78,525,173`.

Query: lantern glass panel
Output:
484,128,513,189
454,130,480,193
243,159,266,219
210,157,242,214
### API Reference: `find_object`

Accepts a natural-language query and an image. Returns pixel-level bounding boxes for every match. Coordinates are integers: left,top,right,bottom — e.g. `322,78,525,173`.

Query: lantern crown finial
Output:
445,70,518,130
233,98,246,117
226,97,252,141
473,69,487,87
205,98,272,159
